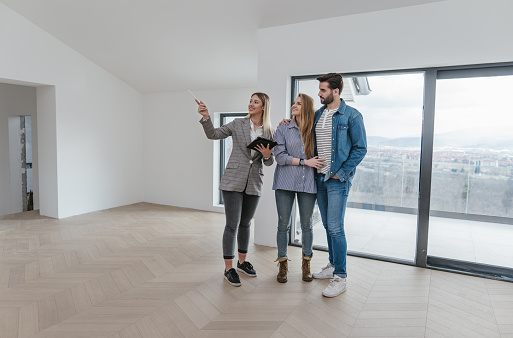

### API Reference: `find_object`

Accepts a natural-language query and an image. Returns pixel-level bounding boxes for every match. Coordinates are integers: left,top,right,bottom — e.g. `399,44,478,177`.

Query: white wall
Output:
0,83,37,216
143,87,256,212
255,0,513,247
35,86,58,217
0,3,144,218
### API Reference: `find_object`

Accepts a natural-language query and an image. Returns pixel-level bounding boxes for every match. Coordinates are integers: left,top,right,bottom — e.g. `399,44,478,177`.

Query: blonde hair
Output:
245,92,274,137
295,93,315,159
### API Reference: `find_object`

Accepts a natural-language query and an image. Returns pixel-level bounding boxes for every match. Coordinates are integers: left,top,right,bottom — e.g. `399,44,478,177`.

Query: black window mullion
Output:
437,65,513,79
415,70,437,268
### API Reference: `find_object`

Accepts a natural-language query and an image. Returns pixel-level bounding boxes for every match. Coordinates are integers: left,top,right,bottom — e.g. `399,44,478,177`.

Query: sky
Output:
296,73,513,140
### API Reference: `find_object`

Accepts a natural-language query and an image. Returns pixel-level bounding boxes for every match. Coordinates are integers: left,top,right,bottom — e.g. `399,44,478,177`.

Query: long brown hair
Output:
296,93,315,159
245,92,274,137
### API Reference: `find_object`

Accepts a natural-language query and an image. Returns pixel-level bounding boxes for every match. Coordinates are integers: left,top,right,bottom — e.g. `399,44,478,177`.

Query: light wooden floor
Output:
1,203,512,338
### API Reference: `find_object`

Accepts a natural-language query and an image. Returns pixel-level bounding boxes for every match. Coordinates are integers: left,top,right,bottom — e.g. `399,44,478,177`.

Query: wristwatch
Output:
299,159,305,166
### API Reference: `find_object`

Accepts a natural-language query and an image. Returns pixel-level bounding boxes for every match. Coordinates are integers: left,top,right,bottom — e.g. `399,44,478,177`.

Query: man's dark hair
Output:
317,73,343,94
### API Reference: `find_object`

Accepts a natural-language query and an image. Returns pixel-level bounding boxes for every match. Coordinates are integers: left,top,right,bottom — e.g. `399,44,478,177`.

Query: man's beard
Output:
322,92,334,105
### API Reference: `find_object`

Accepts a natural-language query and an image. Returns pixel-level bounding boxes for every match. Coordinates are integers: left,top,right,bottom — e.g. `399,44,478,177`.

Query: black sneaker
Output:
224,268,241,286
237,261,257,277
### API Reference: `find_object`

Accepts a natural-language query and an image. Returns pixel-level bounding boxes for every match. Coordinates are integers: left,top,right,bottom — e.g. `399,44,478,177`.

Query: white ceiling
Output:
1,0,443,93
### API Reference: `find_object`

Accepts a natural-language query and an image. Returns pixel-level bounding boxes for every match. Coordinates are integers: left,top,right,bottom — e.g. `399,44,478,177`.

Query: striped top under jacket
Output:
315,108,338,176
200,116,274,196
272,119,316,194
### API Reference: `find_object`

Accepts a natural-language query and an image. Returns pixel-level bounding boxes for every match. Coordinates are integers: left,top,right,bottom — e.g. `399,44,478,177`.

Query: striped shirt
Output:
272,119,316,194
315,108,337,175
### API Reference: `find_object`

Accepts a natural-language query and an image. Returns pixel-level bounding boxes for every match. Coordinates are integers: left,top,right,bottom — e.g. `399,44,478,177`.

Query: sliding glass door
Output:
291,64,513,279
428,70,513,271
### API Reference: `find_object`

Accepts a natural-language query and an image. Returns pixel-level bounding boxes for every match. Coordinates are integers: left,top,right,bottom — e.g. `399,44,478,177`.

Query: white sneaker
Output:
312,263,334,279
322,276,347,297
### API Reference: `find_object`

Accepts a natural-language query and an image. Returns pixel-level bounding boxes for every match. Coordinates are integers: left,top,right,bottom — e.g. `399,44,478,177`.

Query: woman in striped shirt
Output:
272,93,326,283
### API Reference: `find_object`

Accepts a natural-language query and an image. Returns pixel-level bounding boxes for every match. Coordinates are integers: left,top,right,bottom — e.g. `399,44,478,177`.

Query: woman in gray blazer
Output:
197,93,274,287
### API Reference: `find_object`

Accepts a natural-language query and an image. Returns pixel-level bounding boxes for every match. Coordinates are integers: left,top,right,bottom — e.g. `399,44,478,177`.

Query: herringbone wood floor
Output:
0,203,512,337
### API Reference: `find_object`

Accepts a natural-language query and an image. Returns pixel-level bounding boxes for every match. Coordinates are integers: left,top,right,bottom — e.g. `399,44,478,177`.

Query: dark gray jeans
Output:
221,190,260,259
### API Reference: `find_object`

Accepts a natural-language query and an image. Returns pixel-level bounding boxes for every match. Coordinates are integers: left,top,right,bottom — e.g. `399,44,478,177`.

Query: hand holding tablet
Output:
247,137,277,151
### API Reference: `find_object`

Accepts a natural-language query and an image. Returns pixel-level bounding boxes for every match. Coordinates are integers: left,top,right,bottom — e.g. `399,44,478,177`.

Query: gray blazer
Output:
200,117,274,196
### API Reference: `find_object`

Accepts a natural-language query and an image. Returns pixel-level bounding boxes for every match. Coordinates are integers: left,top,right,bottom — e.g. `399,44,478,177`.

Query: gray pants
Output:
221,190,260,259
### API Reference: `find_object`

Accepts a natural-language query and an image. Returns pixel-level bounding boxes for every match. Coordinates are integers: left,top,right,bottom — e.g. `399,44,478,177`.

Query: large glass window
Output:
293,73,424,262
428,74,513,269
291,65,513,280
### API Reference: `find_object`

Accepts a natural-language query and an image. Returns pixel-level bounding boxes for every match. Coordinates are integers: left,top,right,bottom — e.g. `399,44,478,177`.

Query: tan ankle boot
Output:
302,252,313,282
275,257,289,283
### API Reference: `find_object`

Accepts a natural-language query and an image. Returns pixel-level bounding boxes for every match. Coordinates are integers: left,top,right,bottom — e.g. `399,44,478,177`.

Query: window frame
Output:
218,112,247,204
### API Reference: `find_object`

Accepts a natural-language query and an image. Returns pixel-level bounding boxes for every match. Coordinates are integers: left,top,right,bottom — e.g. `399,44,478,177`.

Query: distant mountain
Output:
368,136,420,148
433,129,513,150
368,128,513,150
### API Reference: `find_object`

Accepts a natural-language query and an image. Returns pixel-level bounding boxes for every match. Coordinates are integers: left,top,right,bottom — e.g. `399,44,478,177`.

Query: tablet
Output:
247,137,278,150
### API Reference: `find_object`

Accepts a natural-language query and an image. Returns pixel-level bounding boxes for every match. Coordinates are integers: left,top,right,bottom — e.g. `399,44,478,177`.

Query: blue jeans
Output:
275,189,316,259
316,174,350,278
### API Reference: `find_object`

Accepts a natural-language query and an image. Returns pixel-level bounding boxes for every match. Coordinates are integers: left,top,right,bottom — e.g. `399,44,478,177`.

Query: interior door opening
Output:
8,115,33,213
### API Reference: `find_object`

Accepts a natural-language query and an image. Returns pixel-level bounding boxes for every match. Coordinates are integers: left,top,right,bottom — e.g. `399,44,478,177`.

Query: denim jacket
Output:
314,99,367,183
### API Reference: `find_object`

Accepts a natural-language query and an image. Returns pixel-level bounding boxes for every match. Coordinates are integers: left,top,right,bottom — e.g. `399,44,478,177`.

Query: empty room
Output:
1,0,513,337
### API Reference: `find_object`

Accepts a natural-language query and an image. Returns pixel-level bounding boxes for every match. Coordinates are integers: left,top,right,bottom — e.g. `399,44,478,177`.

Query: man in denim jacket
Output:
312,73,367,297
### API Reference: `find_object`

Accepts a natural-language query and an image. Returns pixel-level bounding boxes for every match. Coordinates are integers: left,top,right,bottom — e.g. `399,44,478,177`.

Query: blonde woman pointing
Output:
197,93,274,286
